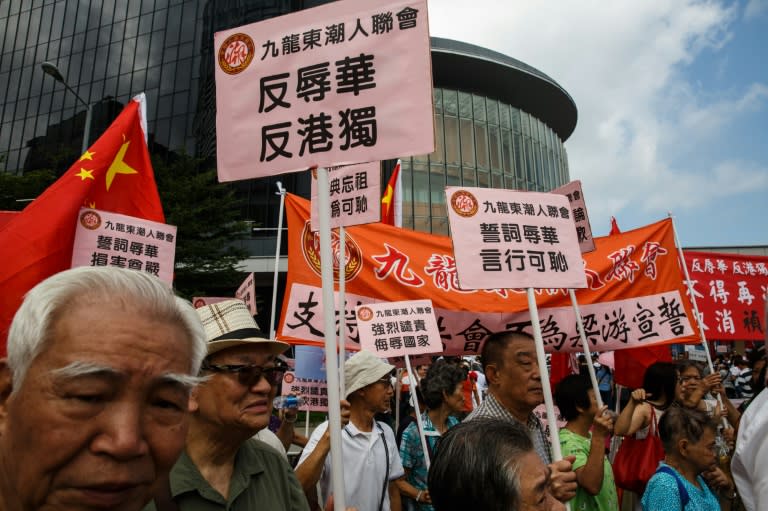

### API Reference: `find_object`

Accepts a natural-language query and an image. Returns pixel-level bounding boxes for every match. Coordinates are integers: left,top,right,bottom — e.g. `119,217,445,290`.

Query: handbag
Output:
613,406,665,494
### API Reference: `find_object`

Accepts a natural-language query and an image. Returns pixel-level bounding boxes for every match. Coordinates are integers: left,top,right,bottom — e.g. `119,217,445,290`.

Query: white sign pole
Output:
317,167,347,511
269,181,287,339
526,289,564,459
668,213,728,427
404,354,431,470
338,225,347,397
569,289,604,408
394,368,402,433
527,287,570,511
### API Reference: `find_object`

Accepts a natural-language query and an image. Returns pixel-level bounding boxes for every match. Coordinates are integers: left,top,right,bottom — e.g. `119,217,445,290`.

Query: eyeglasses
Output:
679,375,702,383
376,376,393,387
201,362,286,387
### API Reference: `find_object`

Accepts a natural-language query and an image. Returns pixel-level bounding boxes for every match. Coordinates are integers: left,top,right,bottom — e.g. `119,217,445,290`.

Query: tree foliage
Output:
152,154,248,299
0,169,57,210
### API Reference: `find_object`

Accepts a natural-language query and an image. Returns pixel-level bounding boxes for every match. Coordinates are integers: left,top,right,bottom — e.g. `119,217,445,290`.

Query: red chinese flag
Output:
381,159,402,226
0,94,164,354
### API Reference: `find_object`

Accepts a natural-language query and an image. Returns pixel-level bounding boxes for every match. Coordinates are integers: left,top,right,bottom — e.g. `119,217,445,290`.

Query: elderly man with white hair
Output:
0,266,207,511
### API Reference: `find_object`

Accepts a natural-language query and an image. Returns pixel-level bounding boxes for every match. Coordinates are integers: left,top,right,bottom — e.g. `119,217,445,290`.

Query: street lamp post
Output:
41,61,93,154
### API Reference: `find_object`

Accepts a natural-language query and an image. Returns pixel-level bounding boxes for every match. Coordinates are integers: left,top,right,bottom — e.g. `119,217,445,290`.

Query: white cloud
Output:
427,0,768,238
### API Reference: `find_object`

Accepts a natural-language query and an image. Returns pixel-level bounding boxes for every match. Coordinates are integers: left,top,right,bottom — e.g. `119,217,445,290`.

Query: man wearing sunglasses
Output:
145,299,309,511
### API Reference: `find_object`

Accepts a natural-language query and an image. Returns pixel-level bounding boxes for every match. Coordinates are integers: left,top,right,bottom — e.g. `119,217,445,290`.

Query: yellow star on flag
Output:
105,140,138,191
79,150,95,161
75,168,94,181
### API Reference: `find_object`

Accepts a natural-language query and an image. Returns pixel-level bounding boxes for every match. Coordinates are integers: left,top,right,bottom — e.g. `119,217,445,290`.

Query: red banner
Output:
683,251,767,341
278,194,699,355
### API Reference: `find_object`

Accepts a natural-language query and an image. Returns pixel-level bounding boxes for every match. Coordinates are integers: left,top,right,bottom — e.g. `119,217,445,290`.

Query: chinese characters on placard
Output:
283,282,692,355
71,208,177,284
685,252,768,339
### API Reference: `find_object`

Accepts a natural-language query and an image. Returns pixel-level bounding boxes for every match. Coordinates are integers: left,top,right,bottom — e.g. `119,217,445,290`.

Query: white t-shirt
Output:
253,428,288,461
732,388,768,511
297,419,404,511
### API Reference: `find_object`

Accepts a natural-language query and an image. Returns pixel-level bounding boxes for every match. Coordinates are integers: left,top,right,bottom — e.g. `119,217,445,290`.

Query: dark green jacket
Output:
144,439,309,511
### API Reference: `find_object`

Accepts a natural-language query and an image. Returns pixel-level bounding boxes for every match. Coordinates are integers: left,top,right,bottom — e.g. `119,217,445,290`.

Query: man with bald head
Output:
466,331,577,503
0,266,207,511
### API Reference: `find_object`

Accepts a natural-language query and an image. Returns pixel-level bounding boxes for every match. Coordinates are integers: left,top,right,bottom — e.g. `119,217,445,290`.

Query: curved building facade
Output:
401,38,576,234
0,2,576,238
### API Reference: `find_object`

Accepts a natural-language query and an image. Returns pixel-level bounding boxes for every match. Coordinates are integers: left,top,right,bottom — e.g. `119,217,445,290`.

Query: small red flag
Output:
381,159,402,226
550,352,580,388
609,216,621,235
0,94,164,353
613,344,672,389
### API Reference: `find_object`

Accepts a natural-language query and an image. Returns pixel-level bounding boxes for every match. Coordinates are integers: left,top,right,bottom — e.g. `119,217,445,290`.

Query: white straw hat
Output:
196,299,289,356
344,350,395,398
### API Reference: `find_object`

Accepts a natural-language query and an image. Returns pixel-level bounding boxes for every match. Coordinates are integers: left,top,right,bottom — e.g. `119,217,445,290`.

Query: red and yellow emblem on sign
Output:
301,221,363,282
79,210,101,230
450,190,478,217
218,33,255,75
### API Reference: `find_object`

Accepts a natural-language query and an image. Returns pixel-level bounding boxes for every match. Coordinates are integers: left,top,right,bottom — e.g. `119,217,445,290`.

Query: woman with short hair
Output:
397,360,466,510
641,407,732,510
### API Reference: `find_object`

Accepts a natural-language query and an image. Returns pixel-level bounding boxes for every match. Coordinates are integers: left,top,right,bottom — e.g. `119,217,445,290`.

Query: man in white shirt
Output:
296,351,404,511
731,303,768,511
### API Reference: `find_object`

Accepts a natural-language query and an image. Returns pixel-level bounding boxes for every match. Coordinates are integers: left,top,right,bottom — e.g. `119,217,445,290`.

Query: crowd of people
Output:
0,266,765,511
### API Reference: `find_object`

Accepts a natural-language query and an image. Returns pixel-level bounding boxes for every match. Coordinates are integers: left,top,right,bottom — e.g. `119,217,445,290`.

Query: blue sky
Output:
428,0,768,247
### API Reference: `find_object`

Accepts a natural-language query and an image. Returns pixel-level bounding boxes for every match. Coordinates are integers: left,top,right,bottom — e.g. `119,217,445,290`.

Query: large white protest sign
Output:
445,187,588,290
552,180,596,254
72,208,177,284
310,162,381,230
356,299,442,357
214,0,434,181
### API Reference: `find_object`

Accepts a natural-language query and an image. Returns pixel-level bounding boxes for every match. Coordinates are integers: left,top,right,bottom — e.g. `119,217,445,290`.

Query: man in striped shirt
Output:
465,331,577,504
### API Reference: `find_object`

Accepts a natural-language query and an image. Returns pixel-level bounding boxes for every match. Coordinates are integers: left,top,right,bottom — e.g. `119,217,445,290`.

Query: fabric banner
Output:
278,194,699,355
683,251,768,341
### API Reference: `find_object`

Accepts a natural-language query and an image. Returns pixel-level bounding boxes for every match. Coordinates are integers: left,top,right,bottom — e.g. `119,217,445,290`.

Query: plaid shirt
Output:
465,392,552,464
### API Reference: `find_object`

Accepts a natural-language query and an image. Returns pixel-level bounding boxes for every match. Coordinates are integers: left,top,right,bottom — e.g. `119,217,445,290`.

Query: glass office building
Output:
0,1,576,240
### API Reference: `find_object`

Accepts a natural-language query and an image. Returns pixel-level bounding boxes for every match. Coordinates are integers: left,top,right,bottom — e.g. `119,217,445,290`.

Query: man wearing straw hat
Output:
146,299,308,511
465,331,578,503
296,350,404,511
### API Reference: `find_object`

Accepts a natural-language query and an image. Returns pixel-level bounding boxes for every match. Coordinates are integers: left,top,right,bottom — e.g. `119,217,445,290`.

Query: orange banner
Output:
278,194,699,355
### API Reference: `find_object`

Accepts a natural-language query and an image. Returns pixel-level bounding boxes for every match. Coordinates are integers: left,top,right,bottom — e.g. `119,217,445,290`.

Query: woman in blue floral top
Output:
397,361,466,511
641,406,733,511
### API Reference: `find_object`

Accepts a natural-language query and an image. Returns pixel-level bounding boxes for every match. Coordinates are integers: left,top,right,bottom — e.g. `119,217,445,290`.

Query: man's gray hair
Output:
428,418,533,511
7,266,207,388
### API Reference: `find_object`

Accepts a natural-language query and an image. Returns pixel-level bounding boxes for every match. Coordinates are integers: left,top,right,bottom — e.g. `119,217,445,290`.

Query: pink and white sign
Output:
445,187,588,290
310,162,381,230
283,282,695,355
552,180,596,254
72,208,177,284
355,299,442,357
192,297,233,309
281,371,329,412
236,272,257,315
214,0,434,182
